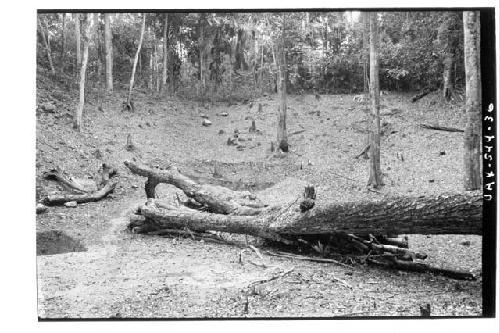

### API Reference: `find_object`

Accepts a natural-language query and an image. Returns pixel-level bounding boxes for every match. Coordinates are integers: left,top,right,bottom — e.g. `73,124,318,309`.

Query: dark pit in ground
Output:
37,230,87,256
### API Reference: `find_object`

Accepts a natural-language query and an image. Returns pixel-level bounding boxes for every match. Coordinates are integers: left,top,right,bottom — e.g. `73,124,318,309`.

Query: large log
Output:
124,160,267,215
124,160,482,236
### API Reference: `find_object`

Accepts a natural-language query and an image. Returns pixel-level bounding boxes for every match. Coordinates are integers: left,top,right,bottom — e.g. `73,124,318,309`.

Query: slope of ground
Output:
36,73,482,318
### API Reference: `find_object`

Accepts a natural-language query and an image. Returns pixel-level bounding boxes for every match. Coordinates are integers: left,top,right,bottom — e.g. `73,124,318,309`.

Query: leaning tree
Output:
124,13,146,111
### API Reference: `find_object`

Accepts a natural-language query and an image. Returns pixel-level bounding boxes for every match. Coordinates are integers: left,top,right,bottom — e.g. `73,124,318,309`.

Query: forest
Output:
36,10,490,318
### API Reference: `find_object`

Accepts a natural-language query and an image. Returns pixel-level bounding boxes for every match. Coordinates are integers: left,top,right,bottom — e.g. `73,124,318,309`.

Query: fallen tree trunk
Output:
125,160,482,236
134,193,481,237
419,124,464,133
124,160,267,215
411,86,438,102
42,178,118,206
367,255,475,280
43,169,89,193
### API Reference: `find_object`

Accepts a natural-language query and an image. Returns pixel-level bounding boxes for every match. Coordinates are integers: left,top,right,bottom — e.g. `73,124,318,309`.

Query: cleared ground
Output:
36,75,482,318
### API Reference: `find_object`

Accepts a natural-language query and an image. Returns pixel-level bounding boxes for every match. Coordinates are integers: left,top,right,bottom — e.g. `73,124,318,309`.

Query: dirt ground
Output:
36,74,482,318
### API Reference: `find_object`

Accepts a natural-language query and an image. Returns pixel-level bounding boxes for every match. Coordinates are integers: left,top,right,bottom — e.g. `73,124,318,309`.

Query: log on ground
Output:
124,160,267,216
125,160,482,236
42,178,118,206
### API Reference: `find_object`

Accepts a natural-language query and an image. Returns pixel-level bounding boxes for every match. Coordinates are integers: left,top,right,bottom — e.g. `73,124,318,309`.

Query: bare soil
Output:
36,74,482,318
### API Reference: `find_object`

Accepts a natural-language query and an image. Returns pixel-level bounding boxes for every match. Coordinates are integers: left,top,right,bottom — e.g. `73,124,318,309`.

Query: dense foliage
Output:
37,11,465,99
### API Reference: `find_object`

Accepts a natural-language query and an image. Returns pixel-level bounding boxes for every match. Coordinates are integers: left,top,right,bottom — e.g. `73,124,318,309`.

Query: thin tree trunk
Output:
73,14,94,131
442,13,457,101
127,14,146,106
148,26,153,91
161,14,168,93
149,48,153,91
367,12,382,188
463,11,482,190
277,14,288,152
154,35,160,92
75,13,81,75
362,12,369,93
38,16,55,75
170,42,175,95
60,13,66,72
260,43,264,92
198,14,206,96
96,14,103,88
104,13,113,92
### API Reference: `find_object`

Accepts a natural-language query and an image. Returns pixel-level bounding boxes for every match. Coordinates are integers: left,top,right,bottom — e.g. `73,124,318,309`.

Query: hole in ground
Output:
36,230,87,256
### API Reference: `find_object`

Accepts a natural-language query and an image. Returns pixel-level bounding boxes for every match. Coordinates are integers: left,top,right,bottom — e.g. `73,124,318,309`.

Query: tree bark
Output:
75,13,81,75
38,16,55,75
127,14,146,106
367,12,382,188
161,13,168,93
124,160,482,236
277,13,288,152
73,14,94,132
463,11,482,191
104,13,113,92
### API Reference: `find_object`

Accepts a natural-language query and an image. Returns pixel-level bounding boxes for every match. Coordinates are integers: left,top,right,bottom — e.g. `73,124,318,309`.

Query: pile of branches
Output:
124,159,480,280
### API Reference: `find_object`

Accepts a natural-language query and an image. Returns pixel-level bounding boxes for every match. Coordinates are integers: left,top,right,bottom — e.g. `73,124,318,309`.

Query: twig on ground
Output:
331,275,353,289
247,260,275,269
248,245,264,260
248,267,295,288
419,123,464,133
264,250,352,269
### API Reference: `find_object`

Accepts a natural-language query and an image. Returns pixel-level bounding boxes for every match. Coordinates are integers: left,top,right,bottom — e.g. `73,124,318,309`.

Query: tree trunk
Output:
169,32,175,95
161,14,168,93
443,54,454,101
463,11,482,191
362,12,369,93
75,13,81,75
198,14,206,96
60,13,66,72
367,12,382,188
148,25,153,91
260,43,264,93
38,16,55,75
148,47,153,91
277,14,288,153
73,14,94,132
127,14,146,106
441,13,459,101
367,13,383,188
96,14,103,89
154,35,160,92
124,160,482,237
104,13,113,92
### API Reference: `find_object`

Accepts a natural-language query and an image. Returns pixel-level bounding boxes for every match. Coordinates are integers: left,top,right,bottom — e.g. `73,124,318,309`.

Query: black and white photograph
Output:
28,2,497,322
